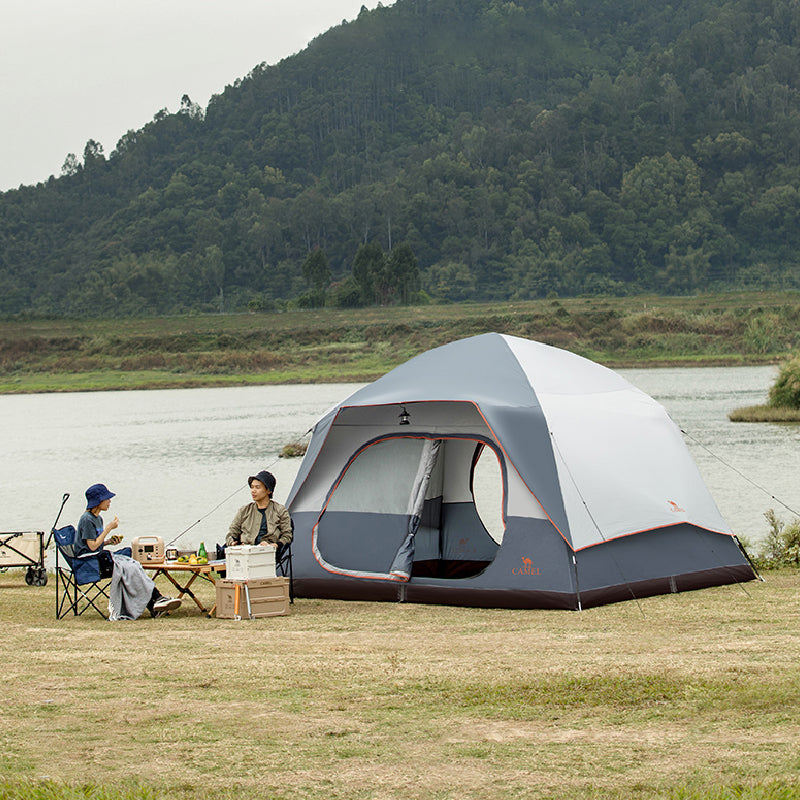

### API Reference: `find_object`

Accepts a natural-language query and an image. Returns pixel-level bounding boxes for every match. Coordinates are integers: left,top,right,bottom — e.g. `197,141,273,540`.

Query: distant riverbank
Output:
1,291,798,393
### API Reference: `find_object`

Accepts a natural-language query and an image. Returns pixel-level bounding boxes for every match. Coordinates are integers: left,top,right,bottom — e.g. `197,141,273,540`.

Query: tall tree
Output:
301,248,332,307
351,242,385,305
384,243,420,305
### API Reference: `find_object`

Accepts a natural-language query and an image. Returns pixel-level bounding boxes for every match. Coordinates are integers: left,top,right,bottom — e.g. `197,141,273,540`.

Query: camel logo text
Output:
668,500,686,513
512,556,540,577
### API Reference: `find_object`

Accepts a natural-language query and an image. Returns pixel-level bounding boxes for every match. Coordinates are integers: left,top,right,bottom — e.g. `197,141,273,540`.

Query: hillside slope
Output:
1,0,799,315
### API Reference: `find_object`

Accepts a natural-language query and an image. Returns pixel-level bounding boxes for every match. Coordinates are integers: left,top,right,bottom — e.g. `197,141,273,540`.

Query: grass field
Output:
1,567,800,800
2,292,800,799
2,292,800,393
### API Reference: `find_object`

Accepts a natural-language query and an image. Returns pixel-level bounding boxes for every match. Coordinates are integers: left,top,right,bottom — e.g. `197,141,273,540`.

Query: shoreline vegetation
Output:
729,353,800,422
1,292,799,395
728,405,800,422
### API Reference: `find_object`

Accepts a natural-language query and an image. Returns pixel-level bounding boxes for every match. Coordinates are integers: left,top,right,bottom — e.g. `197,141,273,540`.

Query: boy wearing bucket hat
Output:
75,483,123,557
225,470,293,550
76,483,182,619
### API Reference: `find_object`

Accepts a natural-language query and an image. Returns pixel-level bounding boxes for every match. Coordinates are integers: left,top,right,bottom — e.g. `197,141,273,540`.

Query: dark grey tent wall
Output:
574,525,756,608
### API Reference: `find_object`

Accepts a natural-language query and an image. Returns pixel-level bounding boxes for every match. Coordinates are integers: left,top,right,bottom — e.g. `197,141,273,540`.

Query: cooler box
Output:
215,577,289,619
225,544,275,580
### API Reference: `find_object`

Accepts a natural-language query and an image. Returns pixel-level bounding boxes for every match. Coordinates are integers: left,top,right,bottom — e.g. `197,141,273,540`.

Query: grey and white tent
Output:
286,333,756,609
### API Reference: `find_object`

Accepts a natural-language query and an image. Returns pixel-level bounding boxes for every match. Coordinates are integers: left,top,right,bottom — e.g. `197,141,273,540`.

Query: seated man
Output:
78,483,182,620
226,470,293,551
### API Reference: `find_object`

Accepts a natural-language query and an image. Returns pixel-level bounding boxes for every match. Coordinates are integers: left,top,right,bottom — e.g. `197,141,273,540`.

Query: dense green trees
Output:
301,248,332,307
2,0,800,316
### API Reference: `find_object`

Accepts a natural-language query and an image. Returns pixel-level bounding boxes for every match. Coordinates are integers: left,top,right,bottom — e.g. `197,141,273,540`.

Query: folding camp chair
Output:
54,524,111,619
276,539,294,604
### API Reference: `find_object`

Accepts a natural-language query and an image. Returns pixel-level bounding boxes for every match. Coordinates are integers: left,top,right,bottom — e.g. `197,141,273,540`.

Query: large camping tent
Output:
286,333,756,609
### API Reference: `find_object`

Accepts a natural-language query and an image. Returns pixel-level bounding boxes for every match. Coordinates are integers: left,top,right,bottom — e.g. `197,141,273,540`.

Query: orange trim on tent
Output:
572,519,734,553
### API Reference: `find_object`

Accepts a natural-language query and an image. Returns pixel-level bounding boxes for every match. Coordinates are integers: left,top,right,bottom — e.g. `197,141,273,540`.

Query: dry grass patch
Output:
728,405,800,422
1,570,800,799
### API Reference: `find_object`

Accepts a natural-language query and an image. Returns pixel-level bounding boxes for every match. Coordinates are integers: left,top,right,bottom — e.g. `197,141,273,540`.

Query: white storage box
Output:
225,544,276,580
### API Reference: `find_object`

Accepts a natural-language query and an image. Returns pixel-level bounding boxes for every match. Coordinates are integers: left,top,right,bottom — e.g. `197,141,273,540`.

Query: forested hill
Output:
2,0,800,317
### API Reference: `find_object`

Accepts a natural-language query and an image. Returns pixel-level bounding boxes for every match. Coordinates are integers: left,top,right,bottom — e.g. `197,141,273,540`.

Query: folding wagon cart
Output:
0,530,49,586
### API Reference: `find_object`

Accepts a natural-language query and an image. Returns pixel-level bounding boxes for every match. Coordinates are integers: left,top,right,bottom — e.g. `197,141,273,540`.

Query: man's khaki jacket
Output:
226,500,293,548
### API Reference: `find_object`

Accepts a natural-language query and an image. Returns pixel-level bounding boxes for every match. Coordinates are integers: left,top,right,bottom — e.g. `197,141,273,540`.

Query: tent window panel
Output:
471,443,506,544
326,438,426,515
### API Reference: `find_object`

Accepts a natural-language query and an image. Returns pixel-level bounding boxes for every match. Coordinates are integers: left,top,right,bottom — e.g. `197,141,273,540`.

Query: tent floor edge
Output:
294,577,579,610
577,563,757,609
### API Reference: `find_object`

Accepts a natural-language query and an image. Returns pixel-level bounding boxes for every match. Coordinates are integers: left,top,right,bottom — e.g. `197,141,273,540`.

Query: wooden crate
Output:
215,577,289,619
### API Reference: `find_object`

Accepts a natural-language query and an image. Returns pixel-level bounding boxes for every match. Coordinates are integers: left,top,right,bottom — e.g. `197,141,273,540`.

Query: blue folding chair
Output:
54,525,111,619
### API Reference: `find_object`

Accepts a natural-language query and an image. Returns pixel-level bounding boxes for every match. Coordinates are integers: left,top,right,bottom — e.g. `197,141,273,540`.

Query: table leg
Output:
155,569,207,613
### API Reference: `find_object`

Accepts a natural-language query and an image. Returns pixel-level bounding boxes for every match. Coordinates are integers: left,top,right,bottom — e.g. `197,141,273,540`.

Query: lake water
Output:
1,366,797,564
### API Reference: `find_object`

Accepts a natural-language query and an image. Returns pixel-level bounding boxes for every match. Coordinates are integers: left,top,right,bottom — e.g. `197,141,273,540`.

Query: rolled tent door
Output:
390,439,442,579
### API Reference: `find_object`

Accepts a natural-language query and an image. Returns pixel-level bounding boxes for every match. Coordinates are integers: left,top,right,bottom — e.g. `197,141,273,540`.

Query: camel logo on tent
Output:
668,500,686,513
512,556,540,577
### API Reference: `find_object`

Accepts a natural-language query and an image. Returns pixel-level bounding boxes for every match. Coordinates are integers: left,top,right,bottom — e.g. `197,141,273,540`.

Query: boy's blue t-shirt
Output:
75,510,103,557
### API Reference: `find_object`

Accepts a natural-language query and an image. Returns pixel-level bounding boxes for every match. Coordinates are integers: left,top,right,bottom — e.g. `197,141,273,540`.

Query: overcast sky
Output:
0,0,391,191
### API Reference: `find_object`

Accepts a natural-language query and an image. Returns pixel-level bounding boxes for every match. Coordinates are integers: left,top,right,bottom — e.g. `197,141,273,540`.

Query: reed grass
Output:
2,293,798,394
1,566,800,800
728,405,800,422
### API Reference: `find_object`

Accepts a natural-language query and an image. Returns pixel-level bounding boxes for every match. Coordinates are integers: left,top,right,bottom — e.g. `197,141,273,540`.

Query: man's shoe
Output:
152,596,182,617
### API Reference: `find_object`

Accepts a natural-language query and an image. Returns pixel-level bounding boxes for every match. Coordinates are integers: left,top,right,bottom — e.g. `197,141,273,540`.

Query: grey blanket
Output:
108,554,156,620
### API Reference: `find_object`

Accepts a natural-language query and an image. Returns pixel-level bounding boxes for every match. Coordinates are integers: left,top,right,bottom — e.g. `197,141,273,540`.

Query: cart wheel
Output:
35,568,48,586
25,567,35,585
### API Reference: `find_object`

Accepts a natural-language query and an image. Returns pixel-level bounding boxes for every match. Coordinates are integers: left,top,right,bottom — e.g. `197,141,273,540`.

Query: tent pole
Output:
734,535,765,582
571,552,582,612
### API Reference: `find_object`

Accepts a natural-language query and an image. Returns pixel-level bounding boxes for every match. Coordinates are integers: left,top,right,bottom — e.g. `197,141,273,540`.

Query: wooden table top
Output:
140,560,226,573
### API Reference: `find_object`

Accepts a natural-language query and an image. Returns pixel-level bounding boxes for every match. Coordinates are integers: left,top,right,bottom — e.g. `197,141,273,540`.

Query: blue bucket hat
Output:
85,483,115,509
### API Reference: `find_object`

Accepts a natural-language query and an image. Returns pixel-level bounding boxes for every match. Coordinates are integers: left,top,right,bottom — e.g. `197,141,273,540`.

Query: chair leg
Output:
55,567,110,620
56,569,79,620
276,551,294,604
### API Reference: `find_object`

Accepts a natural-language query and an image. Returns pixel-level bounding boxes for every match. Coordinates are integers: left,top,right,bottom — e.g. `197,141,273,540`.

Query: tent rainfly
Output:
286,333,756,609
